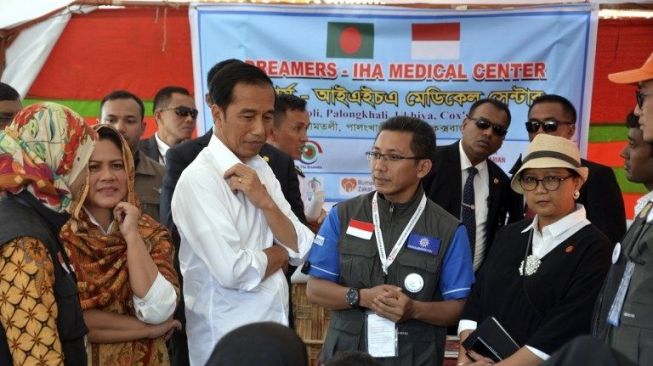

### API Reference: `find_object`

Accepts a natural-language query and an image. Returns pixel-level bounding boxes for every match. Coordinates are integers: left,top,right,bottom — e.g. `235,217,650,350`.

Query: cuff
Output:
525,345,550,361
457,319,478,336
133,272,177,324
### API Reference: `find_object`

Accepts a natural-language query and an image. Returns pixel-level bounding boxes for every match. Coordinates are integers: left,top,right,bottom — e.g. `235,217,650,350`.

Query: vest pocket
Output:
395,252,438,301
339,238,378,288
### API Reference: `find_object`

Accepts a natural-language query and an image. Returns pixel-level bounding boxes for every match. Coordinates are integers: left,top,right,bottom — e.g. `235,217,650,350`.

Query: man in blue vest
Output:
305,116,474,366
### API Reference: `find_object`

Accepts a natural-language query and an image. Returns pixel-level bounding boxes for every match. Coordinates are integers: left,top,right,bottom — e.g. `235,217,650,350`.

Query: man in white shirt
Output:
171,62,314,366
140,86,197,165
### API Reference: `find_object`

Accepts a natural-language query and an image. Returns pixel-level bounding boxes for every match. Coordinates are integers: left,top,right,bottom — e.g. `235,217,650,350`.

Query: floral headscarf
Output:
0,102,96,213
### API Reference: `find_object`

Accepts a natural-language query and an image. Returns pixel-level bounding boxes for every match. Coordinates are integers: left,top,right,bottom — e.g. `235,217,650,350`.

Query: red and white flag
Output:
346,219,374,240
411,23,460,60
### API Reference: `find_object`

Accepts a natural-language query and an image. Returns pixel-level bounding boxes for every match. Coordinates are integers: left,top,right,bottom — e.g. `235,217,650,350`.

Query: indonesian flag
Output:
411,23,460,60
346,219,374,240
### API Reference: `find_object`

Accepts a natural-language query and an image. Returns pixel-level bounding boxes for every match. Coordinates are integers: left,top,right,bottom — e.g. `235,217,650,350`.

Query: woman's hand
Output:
114,201,140,238
147,318,181,340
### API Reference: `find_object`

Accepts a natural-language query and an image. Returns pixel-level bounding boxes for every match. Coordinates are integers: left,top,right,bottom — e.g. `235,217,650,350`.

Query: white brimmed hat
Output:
511,134,588,194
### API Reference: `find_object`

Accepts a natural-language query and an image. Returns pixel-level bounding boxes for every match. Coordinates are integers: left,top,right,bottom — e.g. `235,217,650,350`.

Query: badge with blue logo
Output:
406,233,440,255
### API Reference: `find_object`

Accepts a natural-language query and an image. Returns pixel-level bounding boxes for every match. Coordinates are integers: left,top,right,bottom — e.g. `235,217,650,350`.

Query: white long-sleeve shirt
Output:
171,134,314,366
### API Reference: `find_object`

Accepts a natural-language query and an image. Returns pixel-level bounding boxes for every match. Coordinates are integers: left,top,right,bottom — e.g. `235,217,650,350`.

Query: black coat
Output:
422,141,521,263
509,156,626,244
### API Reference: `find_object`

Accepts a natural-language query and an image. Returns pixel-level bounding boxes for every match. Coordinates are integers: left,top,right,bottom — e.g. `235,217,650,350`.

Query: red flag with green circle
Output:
326,22,374,59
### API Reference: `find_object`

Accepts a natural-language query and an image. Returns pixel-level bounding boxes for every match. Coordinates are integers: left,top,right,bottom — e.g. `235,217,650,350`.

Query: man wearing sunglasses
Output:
509,94,626,245
590,51,653,365
423,98,520,272
140,86,197,165
100,90,165,222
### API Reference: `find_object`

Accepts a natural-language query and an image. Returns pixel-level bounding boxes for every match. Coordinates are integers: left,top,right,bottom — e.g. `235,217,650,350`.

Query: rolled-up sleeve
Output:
133,272,177,324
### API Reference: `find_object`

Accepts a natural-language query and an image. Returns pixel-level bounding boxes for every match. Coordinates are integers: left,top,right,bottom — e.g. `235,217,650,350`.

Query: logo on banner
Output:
300,140,323,165
327,22,374,59
341,178,357,192
411,23,460,60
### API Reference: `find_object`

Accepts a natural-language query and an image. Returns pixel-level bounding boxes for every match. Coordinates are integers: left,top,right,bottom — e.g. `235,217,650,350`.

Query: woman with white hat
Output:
457,134,612,366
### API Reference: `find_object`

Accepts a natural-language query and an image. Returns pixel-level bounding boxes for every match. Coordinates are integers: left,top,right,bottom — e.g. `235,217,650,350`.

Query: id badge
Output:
607,261,636,326
366,312,397,358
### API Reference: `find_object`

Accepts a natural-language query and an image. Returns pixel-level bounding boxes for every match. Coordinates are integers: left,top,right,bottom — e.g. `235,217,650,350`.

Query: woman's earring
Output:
573,190,580,200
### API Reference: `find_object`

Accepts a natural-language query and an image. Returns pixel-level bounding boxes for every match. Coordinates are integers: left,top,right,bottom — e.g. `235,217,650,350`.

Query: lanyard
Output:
372,191,427,274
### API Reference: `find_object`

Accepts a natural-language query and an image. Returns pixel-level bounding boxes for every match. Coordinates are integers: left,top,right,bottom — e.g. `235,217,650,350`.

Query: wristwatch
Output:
345,287,360,308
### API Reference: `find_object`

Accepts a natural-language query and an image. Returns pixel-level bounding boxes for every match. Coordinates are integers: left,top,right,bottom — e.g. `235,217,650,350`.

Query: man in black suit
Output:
159,59,305,366
509,94,626,244
140,86,197,165
423,98,519,272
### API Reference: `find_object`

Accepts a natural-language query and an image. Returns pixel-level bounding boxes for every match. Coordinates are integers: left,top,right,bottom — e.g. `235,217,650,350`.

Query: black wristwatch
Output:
345,287,360,308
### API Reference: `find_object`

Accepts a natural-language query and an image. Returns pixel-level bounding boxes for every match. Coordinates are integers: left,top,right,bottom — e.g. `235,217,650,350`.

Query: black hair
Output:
153,86,191,113
207,59,243,87
529,94,577,124
469,98,511,125
100,90,145,121
0,82,20,101
377,116,436,159
96,125,124,151
274,94,307,128
326,350,382,366
209,62,274,110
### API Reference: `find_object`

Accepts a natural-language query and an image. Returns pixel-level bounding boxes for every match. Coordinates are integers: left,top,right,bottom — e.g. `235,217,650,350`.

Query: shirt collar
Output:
458,140,487,173
154,133,171,160
207,133,267,172
83,207,115,235
521,204,589,236
635,191,653,216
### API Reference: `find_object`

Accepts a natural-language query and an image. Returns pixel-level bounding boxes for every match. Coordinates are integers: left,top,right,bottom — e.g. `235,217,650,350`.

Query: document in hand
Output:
461,317,520,362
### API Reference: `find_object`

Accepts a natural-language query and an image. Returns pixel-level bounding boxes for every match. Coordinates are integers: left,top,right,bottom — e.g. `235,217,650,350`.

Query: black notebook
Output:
461,317,520,362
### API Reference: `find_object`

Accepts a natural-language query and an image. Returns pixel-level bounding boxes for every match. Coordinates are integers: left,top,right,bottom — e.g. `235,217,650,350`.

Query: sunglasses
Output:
636,91,653,109
159,106,198,119
467,116,508,136
525,118,574,133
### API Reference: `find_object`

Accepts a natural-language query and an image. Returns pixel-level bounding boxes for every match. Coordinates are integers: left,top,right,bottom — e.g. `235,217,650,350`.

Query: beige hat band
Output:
522,150,580,168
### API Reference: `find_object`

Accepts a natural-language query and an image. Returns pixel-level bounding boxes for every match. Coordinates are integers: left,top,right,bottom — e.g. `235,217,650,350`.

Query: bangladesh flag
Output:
326,22,374,59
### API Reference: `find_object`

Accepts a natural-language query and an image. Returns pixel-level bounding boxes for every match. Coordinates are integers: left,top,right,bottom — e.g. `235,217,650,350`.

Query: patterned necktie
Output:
462,166,478,248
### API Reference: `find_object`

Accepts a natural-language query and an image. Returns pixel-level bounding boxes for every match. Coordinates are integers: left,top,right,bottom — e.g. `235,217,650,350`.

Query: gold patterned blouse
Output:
0,237,63,365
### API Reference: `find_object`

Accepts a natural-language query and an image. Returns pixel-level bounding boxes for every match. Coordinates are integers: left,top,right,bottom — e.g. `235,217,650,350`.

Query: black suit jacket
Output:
422,142,520,259
509,156,626,244
138,135,162,164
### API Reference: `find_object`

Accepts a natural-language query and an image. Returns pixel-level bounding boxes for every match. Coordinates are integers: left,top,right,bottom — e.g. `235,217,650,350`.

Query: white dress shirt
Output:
154,133,170,165
458,204,590,361
171,134,314,366
634,190,653,217
459,141,489,271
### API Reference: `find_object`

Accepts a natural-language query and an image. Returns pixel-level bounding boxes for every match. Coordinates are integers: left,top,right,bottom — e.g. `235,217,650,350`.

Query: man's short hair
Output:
207,59,243,87
326,350,381,366
529,94,577,124
153,86,191,113
469,98,512,125
100,90,145,121
274,94,307,128
377,116,436,159
209,62,274,111
0,82,20,102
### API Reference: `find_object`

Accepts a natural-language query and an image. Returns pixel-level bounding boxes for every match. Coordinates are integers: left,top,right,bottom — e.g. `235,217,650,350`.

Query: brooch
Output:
518,254,541,276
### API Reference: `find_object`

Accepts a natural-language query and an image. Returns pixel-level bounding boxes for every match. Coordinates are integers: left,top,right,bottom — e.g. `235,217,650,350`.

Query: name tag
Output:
406,233,440,255
346,219,374,240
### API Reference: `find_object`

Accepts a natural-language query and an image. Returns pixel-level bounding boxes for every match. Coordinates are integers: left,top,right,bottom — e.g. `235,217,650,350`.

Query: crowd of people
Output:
0,51,651,366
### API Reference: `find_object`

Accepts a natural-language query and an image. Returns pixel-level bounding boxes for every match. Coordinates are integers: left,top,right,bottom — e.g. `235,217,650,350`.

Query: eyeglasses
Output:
467,116,508,137
158,106,198,119
365,151,425,162
519,175,573,191
636,91,653,109
525,118,574,133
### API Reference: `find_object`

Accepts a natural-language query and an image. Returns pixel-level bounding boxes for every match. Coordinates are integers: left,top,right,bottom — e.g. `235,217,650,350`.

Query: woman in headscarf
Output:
457,134,612,366
60,125,179,365
0,102,97,365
